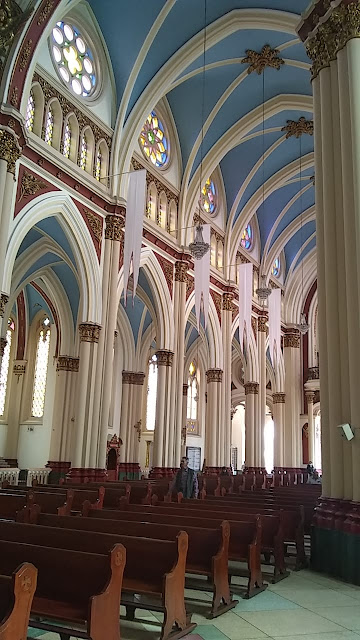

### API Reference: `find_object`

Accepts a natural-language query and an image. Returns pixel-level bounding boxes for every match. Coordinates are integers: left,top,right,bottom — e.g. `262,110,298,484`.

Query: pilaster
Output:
153,350,174,467
205,368,223,466
244,382,259,467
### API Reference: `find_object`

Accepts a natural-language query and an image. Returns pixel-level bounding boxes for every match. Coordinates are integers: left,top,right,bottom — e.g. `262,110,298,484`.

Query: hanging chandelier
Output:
256,274,272,304
189,224,209,260
297,312,310,335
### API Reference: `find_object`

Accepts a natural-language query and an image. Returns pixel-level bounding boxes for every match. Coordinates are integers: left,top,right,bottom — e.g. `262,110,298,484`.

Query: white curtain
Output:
268,287,281,367
238,263,253,351
123,169,146,302
194,224,210,330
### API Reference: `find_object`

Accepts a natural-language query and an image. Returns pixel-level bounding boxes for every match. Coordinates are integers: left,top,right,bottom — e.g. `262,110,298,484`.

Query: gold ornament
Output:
206,369,223,383
222,292,234,311
156,350,174,367
0,129,21,173
134,420,142,443
19,171,47,201
282,117,314,139
244,381,259,395
0,0,32,70
83,210,103,244
105,214,123,241
56,356,80,372
79,323,101,343
283,332,300,348
175,260,188,283
19,38,32,71
0,292,8,317
241,44,284,75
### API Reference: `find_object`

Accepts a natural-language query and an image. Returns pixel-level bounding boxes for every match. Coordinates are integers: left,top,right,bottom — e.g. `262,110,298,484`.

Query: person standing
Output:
172,456,199,498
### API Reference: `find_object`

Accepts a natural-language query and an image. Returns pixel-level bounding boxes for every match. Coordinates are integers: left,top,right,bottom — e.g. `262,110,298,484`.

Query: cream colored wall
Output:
231,404,245,470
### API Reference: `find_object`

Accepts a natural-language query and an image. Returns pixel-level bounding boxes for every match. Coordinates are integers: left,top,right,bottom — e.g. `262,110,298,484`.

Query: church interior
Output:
0,0,360,639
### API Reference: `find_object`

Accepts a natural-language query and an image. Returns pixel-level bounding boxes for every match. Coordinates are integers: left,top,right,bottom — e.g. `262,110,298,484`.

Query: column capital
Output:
0,129,21,174
0,293,9,318
305,390,315,403
257,315,268,332
222,291,235,311
133,372,145,385
122,371,145,384
79,323,101,343
13,360,26,379
174,260,189,282
104,214,124,241
283,330,300,348
244,381,259,395
56,356,80,372
155,349,174,366
273,392,286,404
0,336,7,357
206,368,223,383
183,383,188,396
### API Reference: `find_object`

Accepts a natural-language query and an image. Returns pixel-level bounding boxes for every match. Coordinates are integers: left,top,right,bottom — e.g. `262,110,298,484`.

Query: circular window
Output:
201,178,216,215
240,223,252,251
50,22,96,98
139,111,168,168
272,257,280,278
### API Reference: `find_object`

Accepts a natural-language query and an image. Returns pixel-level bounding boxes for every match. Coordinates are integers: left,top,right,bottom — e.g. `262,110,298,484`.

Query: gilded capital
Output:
79,323,101,343
122,370,134,385
244,381,259,395
0,130,21,174
175,261,188,283
257,315,267,332
57,356,80,372
222,292,234,311
156,350,174,367
283,331,300,348
0,293,9,318
105,214,123,241
273,392,285,404
206,368,223,383
133,372,145,385
305,390,315,403
121,370,145,385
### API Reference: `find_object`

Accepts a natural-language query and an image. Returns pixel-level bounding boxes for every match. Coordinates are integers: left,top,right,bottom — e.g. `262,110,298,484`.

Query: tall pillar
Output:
205,369,223,467
181,383,188,457
48,356,79,471
257,314,267,469
221,291,235,467
119,372,132,463
244,382,259,468
0,131,21,307
273,392,285,468
305,391,315,464
128,372,145,463
172,260,189,467
283,330,301,467
4,360,27,460
152,350,174,471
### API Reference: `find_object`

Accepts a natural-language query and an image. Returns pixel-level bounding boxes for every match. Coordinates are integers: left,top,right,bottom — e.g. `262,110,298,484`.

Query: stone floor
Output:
27,568,360,640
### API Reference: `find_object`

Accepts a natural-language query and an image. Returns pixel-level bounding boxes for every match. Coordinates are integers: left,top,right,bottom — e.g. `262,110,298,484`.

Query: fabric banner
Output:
194,224,210,330
123,169,146,303
268,287,281,367
238,263,253,351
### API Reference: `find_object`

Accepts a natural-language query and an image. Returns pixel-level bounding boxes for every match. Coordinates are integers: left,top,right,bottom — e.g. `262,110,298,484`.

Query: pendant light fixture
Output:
296,135,309,335
189,0,210,260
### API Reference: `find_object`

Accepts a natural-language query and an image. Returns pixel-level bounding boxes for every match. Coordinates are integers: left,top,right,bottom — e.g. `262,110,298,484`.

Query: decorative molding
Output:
56,356,80,372
282,117,314,139
37,0,54,25
13,361,26,380
206,368,223,383
133,372,145,385
273,392,286,404
131,157,179,205
174,260,188,283
19,39,33,72
83,209,103,244
122,371,145,385
257,315,268,333
18,171,48,201
155,253,173,298
186,274,194,300
305,390,315,403
211,289,222,324
156,349,174,367
222,292,234,311
236,251,250,264
283,331,301,348
241,45,284,75
251,316,257,341
0,1,32,74
0,293,8,317
78,323,101,343
134,420,142,442
244,381,259,395
0,129,21,174
105,214,123,241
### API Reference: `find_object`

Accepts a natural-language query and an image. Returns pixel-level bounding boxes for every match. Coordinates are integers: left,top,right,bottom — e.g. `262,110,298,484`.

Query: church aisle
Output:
27,569,360,640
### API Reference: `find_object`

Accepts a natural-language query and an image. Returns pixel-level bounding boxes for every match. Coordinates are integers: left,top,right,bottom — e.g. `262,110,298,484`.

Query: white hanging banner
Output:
238,263,253,351
268,287,281,367
123,170,146,303
194,224,210,330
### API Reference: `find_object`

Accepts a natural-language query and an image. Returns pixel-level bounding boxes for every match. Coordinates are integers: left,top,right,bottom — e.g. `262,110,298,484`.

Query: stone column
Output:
172,260,189,467
205,369,223,467
181,382,188,458
305,391,315,465
273,392,285,468
4,360,27,460
71,323,101,474
119,371,132,463
221,291,235,467
257,314,267,469
48,356,79,469
128,372,145,463
283,330,301,467
152,350,174,470
244,382,259,468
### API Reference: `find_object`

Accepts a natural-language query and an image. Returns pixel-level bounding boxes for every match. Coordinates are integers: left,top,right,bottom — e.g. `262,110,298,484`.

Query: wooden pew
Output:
0,523,193,640
0,562,37,640
0,492,35,522
0,539,125,640
2,483,103,512
33,511,236,617
0,487,74,516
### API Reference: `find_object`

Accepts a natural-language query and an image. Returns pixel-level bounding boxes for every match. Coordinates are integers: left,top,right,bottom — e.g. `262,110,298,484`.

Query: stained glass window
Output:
201,178,216,215
63,121,71,158
187,362,198,421
146,355,158,431
31,320,51,419
44,107,54,145
0,325,12,417
240,223,252,251
272,257,280,278
25,93,35,132
79,134,87,170
50,22,96,97
95,149,101,181
139,111,168,168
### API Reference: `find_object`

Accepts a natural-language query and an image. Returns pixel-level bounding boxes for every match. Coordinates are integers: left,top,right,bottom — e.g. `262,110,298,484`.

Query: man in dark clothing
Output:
173,456,199,498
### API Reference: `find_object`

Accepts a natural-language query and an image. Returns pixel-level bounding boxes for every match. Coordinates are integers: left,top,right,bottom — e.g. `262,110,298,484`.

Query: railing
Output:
26,468,51,486
307,366,319,381
0,468,20,485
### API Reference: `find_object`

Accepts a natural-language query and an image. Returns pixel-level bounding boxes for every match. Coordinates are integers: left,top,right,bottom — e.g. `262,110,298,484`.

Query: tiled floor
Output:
28,568,360,640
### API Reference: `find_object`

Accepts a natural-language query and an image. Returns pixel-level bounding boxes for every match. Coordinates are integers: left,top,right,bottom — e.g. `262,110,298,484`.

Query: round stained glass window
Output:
272,257,280,278
50,22,96,98
201,178,216,215
240,223,252,251
139,111,168,168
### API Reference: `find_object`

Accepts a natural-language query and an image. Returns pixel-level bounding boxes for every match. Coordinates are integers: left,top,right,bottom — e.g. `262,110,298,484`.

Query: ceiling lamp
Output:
256,274,272,304
189,224,209,260
297,312,310,335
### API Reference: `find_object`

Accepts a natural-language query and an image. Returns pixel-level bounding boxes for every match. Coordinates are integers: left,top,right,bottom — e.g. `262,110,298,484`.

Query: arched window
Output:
62,120,71,158
272,257,280,278
217,240,223,271
201,178,216,215
94,148,102,181
169,200,177,236
158,192,167,228
240,223,252,251
44,106,54,145
0,319,14,417
146,354,158,431
210,234,217,267
187,362,198,422
25,93,35,132
31,318,51,419
139,111,168,168
50,22,97,97
79,133,88,170
147,183,157,221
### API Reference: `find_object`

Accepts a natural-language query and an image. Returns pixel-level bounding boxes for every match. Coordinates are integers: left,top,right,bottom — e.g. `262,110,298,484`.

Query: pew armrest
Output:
163,531,188,637
0,562,37,640
88,544,125,640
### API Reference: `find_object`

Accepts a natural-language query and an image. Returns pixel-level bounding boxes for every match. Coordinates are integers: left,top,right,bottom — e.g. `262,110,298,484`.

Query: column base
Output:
118,463,141,481
65,468,108,483
46,461,71,484
149,467,177,479
204,466,232,475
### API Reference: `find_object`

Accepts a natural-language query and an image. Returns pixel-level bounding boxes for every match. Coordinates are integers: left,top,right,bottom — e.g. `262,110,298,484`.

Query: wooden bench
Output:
0,539,125,640
0,521,194,640
0,562,37,640
0,492,34,522
33,511,236,618
3,484,103,513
